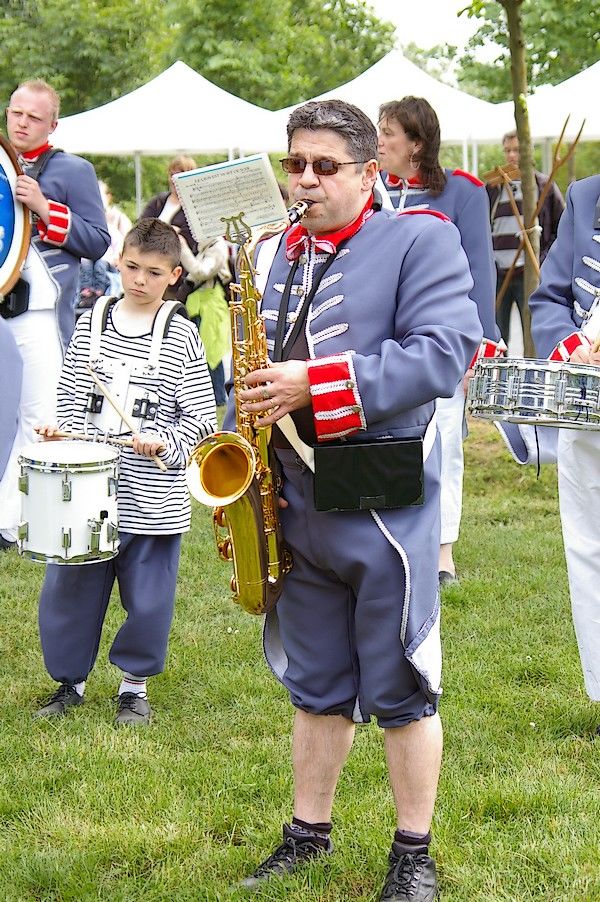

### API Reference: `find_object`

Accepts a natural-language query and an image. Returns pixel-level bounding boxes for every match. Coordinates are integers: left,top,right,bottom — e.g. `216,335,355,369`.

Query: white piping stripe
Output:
311,379,355,395
315,406,359,420
312,324,349,343
371,510,411,644
583,255,600,274
310,296,344,319
575,277,600,297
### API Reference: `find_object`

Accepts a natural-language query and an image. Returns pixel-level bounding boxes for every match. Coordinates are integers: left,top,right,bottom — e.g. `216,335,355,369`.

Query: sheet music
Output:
173,153,287,242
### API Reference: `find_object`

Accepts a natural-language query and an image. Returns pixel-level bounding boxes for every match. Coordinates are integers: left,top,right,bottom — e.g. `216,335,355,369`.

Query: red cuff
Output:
549,331,590,362
36,200,70,246
469,337,507,370
306,354,366,441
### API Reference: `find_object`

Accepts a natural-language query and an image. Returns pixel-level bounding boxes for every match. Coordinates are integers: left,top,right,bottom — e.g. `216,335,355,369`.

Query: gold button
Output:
346,380,354,389
299,255,307,265
352,405,360,413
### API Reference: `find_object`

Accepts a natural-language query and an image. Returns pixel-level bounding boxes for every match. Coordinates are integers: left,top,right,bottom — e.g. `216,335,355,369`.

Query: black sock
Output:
393,828,431,856
289,817,332,848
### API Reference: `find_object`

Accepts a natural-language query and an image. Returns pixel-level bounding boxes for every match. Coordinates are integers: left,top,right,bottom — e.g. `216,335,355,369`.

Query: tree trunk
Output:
502,0,538,358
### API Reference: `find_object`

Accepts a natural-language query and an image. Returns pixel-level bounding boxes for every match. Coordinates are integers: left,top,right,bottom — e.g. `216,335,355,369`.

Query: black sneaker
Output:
237,823,333,890
114,692,151,726
34,683,84,718
380,845,438,901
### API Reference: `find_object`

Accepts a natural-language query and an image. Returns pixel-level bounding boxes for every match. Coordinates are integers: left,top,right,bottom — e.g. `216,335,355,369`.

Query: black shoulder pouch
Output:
313,437,424,512
0,279,30,319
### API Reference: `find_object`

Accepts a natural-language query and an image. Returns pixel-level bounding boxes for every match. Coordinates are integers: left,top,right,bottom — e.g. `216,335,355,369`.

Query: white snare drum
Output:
17,440,120,564
467,358,600,430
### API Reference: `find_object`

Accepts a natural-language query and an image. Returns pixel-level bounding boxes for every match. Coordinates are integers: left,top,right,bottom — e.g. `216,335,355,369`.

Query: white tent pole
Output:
462,138,469,171
542,138,552,175
135,153,143,217
471,140,479,176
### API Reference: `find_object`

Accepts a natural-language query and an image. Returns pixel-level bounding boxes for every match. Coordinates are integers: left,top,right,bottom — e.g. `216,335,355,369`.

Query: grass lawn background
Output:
0,418,598,901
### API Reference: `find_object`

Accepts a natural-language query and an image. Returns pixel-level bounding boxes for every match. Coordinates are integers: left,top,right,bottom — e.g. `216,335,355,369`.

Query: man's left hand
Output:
240,360,311,425
15,174,50,222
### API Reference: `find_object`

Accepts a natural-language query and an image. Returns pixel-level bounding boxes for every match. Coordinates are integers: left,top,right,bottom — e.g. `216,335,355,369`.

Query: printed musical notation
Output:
173,153,287,242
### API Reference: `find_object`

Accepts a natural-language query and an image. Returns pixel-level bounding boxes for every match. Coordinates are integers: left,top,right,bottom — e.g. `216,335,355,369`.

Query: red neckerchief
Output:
285,194,374,261
385,171,424,189
21,142,52,161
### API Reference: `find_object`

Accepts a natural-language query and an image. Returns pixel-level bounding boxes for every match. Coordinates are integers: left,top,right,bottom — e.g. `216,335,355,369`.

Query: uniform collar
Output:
285,195,375,261
21,142,53,161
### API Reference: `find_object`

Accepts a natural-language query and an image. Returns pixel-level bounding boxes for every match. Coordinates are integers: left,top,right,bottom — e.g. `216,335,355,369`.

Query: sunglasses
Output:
280,157,368,176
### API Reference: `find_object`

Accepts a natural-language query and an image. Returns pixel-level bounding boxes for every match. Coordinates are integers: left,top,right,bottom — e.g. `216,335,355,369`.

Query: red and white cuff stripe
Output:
306,353,366,441
36,200,70,246
549,331,591,362
469,337,507,370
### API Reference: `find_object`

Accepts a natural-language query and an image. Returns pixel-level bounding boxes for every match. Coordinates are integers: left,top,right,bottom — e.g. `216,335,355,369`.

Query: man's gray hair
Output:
287,99,378,165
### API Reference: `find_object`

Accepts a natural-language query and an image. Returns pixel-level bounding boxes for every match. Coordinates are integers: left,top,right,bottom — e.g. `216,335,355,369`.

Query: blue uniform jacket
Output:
383,169,499,343
32,150,109,349
258,207,482,695
530,175,600,358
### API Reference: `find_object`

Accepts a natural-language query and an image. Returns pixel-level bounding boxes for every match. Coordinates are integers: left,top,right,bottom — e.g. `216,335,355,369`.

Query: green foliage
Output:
0,0,168,115
165,0,396,110
458,0,600,101
403,1,599,104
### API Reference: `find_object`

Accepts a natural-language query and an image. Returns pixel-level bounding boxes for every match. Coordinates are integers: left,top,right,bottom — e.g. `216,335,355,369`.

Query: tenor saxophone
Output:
186,201,309,615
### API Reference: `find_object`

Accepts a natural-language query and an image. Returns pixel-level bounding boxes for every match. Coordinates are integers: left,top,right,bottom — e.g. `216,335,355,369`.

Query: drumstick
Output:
34,428,134,448
85,365,167,472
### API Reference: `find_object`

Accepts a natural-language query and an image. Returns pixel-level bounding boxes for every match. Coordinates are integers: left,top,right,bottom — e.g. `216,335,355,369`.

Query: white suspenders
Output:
85,296,183,435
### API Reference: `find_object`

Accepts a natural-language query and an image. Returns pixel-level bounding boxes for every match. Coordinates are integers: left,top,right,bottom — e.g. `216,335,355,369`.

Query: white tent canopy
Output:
52,60,285,155
495,60,599,142
270,49,512,146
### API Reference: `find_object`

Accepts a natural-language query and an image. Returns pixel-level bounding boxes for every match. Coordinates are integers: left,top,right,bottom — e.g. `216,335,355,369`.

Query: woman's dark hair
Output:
378,97,447,196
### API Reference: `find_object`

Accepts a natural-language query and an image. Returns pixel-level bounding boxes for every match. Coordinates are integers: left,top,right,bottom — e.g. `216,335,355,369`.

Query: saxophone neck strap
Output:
273,247,343,363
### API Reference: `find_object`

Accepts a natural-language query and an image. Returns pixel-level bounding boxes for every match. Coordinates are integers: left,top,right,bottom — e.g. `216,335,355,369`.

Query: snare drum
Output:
467,358,600,430
17,440,119,564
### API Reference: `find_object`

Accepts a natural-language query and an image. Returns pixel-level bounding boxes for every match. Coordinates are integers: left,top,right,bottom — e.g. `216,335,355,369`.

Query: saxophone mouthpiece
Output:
287,200,313,225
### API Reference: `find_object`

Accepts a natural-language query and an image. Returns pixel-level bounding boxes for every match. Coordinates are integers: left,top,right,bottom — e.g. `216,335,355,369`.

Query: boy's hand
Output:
132,433,166,458
34,425,63,441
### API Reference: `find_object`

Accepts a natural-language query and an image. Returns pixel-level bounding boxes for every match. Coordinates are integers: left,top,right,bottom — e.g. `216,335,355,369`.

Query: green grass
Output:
0,419,598,901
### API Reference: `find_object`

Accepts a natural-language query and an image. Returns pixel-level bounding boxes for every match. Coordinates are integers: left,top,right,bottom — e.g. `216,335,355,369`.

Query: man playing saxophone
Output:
231,99,482,902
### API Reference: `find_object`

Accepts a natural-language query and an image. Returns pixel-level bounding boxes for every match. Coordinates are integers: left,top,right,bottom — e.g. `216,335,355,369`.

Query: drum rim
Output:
17,546,120,564
474,357,600,375
17,457,119,473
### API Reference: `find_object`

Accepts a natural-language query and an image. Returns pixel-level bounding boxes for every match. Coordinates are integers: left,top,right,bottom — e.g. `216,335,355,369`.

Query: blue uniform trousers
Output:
38,532,181,684
265,450,439,728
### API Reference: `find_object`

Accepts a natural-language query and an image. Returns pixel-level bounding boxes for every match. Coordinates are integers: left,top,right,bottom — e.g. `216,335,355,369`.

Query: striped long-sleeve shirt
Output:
56,306,217,534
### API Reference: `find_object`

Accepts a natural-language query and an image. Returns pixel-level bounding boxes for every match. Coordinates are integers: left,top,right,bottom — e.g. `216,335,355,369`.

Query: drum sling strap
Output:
87,296,188,427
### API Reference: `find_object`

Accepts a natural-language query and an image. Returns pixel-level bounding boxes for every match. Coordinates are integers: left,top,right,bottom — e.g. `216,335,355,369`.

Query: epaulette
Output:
452,168,485,187
397,209,451,223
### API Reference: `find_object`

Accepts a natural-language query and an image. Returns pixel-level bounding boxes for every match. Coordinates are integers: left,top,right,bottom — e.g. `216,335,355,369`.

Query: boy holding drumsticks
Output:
35,218,217,725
